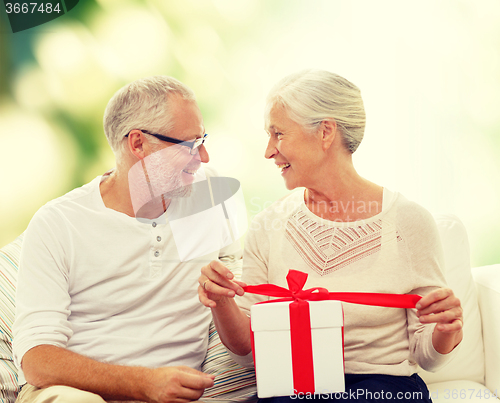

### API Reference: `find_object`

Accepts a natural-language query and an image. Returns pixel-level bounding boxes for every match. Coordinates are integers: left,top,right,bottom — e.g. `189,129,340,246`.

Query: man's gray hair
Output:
265,69,366,153
103,76,196,155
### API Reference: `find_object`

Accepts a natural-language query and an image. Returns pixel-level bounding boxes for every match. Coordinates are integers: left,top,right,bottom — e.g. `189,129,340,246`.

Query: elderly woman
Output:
199,69,463,402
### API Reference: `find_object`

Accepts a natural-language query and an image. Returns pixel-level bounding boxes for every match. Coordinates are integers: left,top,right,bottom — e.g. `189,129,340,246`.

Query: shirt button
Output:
154,251,160,257
152,222,157,228
157,236,162,242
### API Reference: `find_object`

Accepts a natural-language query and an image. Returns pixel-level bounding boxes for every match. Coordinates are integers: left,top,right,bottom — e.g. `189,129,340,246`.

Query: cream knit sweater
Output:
236,189,455,376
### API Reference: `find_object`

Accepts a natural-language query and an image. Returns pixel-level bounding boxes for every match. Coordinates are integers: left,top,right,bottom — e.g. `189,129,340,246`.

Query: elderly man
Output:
13,76,242,403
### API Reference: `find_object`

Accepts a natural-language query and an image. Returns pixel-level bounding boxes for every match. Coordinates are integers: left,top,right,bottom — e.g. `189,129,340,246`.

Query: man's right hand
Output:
198,260,246,309
21,345,214,403
145,366,214,403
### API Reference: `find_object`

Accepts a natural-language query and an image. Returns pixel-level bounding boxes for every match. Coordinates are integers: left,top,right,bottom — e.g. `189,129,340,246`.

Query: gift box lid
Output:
251,300,343,332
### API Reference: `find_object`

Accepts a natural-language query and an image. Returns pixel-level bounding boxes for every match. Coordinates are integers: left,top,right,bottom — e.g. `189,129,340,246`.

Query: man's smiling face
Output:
128,96,210,217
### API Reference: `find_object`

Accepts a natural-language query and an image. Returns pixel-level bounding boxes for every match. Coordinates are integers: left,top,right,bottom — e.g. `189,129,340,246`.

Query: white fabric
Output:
13,167,242,381
236,188,456,376
419,214,484,385
472,263,500,394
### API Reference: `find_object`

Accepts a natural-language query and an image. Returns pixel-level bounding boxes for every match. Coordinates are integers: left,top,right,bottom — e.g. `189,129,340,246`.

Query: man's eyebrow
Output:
193,128,205,139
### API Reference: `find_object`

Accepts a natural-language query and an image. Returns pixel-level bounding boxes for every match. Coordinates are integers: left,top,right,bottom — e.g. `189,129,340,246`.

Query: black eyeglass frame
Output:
125,130,208,155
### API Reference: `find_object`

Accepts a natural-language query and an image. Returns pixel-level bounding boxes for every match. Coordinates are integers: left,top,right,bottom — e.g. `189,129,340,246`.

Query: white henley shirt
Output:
13,167,242,381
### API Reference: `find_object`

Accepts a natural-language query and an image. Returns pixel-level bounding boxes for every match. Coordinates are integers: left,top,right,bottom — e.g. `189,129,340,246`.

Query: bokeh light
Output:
1,0,499,267
0,102,78,238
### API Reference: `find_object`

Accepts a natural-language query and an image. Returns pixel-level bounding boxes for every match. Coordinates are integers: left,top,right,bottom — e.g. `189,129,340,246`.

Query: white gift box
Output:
251,300,345,398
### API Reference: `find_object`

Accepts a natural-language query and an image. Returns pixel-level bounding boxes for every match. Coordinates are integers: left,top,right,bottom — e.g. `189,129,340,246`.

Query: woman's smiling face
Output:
264,103,323,190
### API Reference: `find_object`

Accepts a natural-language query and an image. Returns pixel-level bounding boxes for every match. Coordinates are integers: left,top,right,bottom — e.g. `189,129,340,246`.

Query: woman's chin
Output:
281,167,296,190
283,179,299,191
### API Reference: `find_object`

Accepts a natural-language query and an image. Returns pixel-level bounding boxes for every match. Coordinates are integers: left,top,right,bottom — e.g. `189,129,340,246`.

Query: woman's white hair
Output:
103,76,196,156
265,69,366,153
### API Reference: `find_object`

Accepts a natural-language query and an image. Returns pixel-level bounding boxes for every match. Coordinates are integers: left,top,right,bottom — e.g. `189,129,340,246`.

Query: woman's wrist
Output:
432,327,463,354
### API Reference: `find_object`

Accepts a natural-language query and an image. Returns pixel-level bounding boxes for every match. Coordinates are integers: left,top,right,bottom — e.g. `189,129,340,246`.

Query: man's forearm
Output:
22,345,152,401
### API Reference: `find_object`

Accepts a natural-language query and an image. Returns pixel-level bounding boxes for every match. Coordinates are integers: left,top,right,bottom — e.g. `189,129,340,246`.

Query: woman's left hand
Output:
416,288,463,353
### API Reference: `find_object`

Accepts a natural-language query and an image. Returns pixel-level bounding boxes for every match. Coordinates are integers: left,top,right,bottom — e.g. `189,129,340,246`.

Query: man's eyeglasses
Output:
126,130,209,155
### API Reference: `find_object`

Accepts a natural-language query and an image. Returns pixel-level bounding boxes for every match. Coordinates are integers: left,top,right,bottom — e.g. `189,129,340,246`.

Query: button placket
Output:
150,221,163,278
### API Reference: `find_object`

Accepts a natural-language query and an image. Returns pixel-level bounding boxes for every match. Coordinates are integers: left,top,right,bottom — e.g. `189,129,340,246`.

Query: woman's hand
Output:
198,260,252,355
416,288,463,354
198,260,246,309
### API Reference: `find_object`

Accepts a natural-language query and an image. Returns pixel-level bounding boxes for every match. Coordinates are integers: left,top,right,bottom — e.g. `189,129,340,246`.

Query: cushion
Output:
0,234,24,403
472,264,500,393
201,322,257,402
419,214,484,385
201,255,257,401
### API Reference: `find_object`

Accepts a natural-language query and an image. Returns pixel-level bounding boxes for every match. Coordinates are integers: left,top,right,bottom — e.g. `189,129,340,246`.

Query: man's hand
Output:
21,345,214,403
416,287,463,354
198,260,246,308
145,366,214,403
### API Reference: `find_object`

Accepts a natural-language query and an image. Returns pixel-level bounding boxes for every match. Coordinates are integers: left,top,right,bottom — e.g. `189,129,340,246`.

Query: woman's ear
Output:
127,130,147,160
320,119,337,151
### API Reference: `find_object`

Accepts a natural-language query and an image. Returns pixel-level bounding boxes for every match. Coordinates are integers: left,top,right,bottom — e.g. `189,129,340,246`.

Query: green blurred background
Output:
1,0,499,267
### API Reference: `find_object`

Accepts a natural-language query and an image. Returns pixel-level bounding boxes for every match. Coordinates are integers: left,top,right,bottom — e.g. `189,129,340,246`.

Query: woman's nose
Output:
265,137,278,159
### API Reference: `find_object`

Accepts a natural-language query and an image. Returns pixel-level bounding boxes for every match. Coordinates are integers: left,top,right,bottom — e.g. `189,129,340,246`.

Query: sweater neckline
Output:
297,187,399,227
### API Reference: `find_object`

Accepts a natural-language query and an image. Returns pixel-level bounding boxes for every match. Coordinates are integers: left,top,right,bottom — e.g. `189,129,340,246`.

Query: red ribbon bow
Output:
244,270,422,395
243,269,422,307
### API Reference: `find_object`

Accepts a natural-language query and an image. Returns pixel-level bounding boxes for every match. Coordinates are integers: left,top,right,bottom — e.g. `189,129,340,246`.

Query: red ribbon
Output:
244,270,422,395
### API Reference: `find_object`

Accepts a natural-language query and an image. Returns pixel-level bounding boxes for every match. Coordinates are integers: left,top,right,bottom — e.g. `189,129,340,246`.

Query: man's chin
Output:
163,183,193,199
181,169,199,184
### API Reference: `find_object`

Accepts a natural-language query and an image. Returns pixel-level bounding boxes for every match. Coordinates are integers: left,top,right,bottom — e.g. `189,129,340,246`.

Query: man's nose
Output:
197,144,209,163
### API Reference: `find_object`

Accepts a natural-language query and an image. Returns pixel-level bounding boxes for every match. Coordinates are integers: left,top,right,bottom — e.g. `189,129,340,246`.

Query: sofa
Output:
0,213,499,402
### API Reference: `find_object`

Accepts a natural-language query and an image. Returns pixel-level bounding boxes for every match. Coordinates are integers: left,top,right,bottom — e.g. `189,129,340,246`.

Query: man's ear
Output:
127,130,147,160
320,119,337,151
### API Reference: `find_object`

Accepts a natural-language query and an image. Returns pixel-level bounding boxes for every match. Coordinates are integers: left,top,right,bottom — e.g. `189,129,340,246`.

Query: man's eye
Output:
276,132,284,138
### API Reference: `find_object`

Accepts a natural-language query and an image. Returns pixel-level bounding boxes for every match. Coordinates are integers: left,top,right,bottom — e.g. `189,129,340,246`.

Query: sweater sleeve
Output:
407,290,459,372
397,200,459,371
235,211,274,316
13,205,73,369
